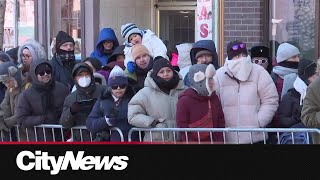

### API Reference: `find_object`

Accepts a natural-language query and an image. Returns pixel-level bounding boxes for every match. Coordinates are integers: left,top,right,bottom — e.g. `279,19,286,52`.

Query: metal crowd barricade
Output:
0,124,124,142
128,127,320,144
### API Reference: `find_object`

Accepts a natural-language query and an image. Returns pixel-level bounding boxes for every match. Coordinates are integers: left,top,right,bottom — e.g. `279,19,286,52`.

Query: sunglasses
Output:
253,58,268,64
37,70,52,76
111,84,127,90
231,43,246,51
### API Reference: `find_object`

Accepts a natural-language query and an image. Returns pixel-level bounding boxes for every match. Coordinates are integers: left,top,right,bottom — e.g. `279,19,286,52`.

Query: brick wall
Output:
224,0,266,59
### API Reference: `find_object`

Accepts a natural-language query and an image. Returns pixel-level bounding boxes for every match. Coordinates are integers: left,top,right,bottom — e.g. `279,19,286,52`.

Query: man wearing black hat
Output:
250,45,273,74
50,31,78,91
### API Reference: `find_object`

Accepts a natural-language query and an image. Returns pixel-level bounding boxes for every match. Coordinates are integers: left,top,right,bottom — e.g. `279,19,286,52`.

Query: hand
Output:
151,119,160,128
0,118,9,132
70,102,81,114
127,61,136,73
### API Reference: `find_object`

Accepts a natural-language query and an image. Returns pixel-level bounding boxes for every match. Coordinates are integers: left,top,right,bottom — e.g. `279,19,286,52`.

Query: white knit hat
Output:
121,23,142,44
276,43,300,63
108,65,128,86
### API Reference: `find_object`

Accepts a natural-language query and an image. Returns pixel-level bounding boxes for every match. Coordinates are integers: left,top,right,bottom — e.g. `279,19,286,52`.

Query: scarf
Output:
225,55,253,81
293,76,307,105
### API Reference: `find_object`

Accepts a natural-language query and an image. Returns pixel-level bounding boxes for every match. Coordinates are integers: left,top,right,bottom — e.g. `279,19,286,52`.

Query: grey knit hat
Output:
276,43,300,63
188,64,216,96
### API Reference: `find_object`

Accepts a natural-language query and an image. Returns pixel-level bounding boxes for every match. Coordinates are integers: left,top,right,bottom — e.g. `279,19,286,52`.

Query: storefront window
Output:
3,0,35,50
3,0,15,50
159,10,195,52
17,0,35,45
49,0,81,60
270,0,316,60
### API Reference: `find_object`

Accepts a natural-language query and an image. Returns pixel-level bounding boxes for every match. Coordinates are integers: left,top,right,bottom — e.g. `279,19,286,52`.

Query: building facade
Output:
3,0,320,66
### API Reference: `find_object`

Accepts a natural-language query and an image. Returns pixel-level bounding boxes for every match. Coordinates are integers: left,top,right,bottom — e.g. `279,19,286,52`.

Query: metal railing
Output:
0,124,124,142
128,127,320,144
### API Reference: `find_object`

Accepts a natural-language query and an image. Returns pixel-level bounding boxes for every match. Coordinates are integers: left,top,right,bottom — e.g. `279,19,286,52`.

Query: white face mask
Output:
78,76,91,88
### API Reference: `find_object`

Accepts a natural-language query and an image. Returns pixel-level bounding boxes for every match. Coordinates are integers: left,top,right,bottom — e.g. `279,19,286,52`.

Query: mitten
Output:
127,61,136,73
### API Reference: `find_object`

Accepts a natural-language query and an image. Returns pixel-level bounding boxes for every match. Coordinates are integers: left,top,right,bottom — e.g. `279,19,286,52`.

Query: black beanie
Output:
151,58,174,76
298,59,317,83
55,31,75,51
227,40,248,60
35,63,52,75
72,63,92,78
83,57,102,71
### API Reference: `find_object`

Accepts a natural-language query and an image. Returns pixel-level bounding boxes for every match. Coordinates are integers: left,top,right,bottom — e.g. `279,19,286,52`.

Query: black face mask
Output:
56,48,75,62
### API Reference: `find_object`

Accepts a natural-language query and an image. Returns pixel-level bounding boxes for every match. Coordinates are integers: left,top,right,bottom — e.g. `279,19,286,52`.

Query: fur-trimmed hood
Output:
17,39,47,64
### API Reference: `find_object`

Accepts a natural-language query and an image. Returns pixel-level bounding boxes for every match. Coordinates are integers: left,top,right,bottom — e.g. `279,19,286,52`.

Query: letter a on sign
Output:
196,0,213,41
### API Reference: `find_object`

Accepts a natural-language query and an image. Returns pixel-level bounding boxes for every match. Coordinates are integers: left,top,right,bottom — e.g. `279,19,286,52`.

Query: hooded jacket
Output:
15,59,70,141
86,86,139,142
0,62,24,130
90,28,119,66
59,63,107,141
190,40,219,70
17,39,47,65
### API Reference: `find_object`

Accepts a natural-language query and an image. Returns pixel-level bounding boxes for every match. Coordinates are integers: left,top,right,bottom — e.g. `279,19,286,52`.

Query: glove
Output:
0,118,9,132
151,119,160,128
127,61,136,73
70,102,81,114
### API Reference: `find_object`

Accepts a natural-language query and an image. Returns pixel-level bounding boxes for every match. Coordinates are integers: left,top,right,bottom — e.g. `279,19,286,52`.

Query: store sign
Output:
196,0,213,41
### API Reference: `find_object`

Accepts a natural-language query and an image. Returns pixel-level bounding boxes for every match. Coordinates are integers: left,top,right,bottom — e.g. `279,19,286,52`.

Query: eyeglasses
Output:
303,62,316,75
37,70,52,76
253,58,268,64
231,43,246,51
111,84,127,90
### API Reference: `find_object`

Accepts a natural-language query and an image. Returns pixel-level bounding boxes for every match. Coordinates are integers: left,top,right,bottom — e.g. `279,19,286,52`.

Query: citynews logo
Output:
16,150,129,175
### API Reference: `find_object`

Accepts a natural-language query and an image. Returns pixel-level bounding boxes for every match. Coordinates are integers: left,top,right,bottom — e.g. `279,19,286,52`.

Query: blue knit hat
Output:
108,65,128,86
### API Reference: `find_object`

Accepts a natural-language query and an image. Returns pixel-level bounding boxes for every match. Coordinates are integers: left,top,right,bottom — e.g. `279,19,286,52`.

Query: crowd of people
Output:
0,23,319,144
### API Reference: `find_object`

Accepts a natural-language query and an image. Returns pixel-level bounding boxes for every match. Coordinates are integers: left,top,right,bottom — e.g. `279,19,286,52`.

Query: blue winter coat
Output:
90,28,119,66
86,86,139,142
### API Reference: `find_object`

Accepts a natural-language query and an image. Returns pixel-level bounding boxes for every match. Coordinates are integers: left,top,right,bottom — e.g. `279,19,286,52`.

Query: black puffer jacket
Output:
15,59,70,141
59,63,107,141
278,88,302,128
